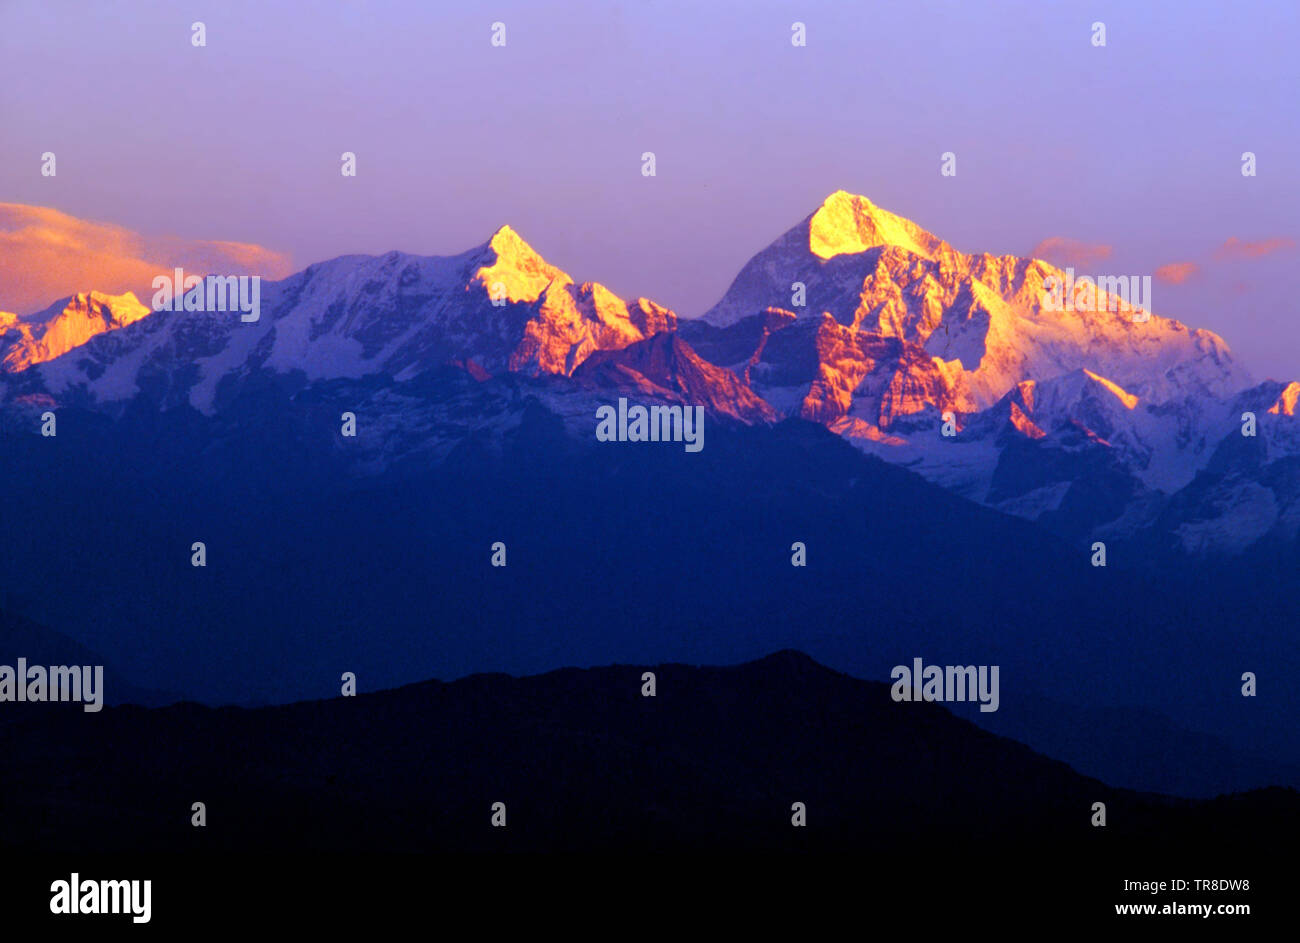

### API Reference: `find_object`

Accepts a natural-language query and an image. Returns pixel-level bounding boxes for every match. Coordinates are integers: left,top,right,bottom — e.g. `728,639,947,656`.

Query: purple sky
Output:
2,0,1297,379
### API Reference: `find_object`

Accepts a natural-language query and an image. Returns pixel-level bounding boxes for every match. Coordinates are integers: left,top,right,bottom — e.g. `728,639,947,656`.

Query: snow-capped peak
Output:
808,190,950,260
700,191,1251,408
1,290,150,373
475,225,571,304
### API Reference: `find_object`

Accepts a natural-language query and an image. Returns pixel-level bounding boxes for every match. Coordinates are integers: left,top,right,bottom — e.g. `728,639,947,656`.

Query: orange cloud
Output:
1030,237,1113,269
0,203,293,316
1154,262,1199,284
1213,236,1296,260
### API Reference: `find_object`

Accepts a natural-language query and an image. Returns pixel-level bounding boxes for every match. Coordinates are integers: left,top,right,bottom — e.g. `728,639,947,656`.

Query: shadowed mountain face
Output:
573,331,776,422
0,400,1296,797
3,650,1295,854
0,609,176,708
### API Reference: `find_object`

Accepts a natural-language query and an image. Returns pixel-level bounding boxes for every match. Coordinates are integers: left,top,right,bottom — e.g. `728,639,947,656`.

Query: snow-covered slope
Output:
5,227,676,413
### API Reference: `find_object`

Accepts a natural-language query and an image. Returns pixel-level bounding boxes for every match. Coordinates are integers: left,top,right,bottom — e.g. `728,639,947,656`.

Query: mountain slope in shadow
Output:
1,650,1294,854
0,607,178,709
2,404,1297,797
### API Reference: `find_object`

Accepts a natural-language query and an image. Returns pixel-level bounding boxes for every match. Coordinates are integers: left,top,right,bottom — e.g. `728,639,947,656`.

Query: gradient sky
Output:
2,0,1297,378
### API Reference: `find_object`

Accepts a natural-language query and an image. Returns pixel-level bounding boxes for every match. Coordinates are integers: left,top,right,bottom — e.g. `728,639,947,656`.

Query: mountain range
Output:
4,191,1296,557
3,194,1298,800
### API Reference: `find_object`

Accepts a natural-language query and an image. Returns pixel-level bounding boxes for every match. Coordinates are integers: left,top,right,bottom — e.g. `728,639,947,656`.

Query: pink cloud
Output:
1213,236,1297,260
1154,262,1199,284
1030,236,1113,269
0,203,293,316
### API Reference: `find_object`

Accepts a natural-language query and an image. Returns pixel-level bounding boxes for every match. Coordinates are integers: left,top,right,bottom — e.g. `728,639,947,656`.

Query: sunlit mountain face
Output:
1,291,149,372
5,193,1297,557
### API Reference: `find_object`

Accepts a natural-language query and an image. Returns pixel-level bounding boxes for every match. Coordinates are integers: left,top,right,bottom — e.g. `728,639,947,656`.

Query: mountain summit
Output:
808,190,951,261
700,189,1245,405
